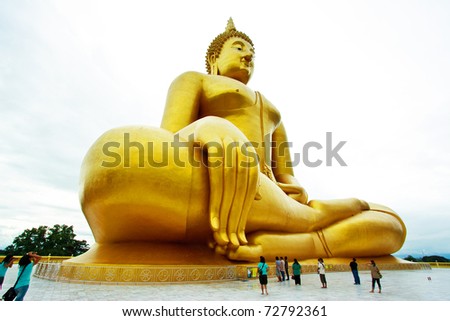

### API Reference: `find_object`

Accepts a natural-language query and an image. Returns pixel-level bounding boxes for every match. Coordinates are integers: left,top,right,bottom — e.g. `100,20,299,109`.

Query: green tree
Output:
403,255,419,262
4,224,89,256
45,224,89,256
422,255,449,263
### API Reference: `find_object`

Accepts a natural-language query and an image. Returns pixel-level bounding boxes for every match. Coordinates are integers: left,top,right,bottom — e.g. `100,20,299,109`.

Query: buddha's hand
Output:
193,116,259,249
276,182,308,204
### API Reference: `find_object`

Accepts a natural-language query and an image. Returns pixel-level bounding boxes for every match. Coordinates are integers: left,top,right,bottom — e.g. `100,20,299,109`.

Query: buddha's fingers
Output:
227,244,263,262
227,140,248,249
237,158,259,245
219,137,238,246
206,141,229,246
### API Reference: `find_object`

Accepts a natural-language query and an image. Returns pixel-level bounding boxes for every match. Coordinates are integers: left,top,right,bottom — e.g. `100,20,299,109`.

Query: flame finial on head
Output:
225,17,236,32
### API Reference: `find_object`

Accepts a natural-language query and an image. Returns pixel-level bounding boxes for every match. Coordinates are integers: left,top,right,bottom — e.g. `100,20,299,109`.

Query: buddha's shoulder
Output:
172,71,238,85
172,71,206,82
168,72,207,90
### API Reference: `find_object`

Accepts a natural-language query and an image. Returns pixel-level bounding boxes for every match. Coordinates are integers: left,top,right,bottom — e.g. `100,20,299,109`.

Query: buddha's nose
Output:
243,52,253,62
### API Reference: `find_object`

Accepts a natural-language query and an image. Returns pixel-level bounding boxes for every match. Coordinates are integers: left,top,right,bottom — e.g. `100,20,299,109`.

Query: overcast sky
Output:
1,0,449,258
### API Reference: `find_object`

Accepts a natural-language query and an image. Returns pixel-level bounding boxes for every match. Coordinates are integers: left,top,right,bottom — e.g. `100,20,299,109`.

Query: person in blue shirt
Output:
14,252,41,301
257,256,269,295
0,254,15,290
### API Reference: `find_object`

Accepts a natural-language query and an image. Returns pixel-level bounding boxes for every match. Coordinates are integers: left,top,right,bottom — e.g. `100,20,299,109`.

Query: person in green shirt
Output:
0,254,15,290
292,258,302,285
257,256,269,295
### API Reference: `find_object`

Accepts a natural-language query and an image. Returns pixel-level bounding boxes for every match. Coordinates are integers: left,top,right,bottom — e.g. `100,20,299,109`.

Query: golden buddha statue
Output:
77,19,406,265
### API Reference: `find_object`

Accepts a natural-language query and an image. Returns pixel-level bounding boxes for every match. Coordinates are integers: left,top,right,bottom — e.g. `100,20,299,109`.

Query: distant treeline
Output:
404,255,449,262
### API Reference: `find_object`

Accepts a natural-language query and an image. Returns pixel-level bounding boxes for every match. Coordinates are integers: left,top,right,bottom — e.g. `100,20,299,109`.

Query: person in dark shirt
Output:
350,258,360,285
284,256,290,280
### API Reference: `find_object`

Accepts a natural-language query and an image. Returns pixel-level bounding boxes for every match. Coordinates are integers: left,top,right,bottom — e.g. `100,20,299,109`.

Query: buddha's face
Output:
215,37,255,84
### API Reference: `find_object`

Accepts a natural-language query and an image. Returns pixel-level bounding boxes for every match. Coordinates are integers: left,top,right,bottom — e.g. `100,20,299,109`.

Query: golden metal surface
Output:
75,18,406,268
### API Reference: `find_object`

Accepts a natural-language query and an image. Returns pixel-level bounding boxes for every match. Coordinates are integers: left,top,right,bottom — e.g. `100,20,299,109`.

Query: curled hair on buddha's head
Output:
205,17,254,74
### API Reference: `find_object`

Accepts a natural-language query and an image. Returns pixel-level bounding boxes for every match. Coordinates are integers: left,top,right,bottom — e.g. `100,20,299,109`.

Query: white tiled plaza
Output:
2,265,449,301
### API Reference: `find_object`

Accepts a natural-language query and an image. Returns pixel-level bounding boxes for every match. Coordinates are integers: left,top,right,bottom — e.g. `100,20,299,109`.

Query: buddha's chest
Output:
199,76,281,132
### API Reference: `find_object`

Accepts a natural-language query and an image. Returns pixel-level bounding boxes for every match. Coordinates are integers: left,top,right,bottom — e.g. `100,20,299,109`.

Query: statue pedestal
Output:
66,242,233,265
56,242,241,283
33,242,431,284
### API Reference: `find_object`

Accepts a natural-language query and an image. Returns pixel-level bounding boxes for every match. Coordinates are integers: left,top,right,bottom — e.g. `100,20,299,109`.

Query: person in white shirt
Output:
317,258,327,288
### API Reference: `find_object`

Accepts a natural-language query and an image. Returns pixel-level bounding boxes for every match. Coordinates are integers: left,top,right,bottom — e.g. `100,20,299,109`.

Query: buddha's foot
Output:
366,202,398,215
303,198,370,231
308,198,369,213
361,199,370,210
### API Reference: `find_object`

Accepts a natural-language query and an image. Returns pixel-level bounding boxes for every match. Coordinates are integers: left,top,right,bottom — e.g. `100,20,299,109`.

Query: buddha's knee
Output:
322,210,406,257
80,126,209,243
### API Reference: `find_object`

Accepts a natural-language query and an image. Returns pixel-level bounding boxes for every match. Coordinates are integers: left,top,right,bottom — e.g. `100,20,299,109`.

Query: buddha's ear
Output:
208,53,218,75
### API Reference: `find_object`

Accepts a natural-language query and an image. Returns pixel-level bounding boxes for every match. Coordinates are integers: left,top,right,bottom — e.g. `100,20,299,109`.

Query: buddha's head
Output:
206,18,255,84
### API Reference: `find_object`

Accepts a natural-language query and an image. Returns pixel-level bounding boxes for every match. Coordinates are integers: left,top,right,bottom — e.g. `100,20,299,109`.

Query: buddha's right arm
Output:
160,72,259,250
160,72,203,133
179,117,259,249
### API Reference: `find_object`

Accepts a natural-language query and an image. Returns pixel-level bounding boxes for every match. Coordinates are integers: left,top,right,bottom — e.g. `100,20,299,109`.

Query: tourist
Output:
14,252,41,301
284,256,290,280
318,258,327,288
369,260,382,293
279,255,285,281
350,258,360,284
292,258,302,285
275,257,282,282
0,254,15,290
257,256,269,295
